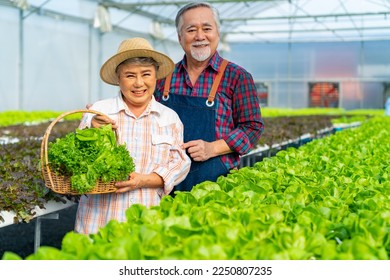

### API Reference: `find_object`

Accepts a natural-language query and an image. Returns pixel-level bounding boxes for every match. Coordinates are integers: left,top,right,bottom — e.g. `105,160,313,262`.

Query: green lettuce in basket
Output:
48,124,135,194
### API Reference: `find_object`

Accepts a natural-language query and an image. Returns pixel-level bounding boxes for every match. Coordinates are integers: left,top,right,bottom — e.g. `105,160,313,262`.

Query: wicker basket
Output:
40,109,119,195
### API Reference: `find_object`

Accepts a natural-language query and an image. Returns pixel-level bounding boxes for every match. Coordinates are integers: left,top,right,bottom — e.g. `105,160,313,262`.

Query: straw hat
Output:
100,37,174,85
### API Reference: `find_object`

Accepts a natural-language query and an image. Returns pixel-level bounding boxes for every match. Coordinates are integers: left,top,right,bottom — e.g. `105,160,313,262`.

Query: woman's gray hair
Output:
115,57,160,74
175,2,220,34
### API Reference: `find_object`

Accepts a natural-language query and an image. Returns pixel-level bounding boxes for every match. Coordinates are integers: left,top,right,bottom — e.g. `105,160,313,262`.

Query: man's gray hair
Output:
175,2,221,34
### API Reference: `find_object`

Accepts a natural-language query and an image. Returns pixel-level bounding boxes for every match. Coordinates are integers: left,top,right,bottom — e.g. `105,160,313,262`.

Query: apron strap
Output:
163,72,172,99
207,59,228,104
162,59,229,102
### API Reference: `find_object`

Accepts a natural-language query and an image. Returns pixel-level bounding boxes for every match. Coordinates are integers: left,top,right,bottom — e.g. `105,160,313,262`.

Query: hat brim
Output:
100,49,174,85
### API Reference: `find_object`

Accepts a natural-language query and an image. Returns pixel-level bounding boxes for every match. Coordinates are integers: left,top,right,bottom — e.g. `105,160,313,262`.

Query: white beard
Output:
190,45,211,62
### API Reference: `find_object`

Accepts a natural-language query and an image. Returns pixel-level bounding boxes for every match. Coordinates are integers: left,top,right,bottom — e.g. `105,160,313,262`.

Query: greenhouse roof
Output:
3,0,390,43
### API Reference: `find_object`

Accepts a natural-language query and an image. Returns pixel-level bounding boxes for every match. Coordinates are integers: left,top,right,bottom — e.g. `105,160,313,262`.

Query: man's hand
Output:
182,139,232,161
182,140,214,161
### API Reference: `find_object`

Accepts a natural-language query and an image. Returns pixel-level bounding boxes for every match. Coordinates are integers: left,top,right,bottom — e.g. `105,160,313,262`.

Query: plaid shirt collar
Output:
107,93,161,117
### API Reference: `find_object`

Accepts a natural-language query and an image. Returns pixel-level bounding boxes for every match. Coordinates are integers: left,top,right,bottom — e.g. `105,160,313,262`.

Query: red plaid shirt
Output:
156,52,264,170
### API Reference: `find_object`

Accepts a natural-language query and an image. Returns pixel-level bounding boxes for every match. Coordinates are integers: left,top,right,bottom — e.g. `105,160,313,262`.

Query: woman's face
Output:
117,63,157,113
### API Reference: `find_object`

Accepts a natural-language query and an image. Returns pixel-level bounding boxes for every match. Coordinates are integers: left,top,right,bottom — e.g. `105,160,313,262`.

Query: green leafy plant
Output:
2,113,388,259
0,111,82,127
48,124,135,193
6,116,387,260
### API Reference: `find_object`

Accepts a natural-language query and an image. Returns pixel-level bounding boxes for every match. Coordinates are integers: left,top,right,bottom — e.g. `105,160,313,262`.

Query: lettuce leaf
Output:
48,124,135,193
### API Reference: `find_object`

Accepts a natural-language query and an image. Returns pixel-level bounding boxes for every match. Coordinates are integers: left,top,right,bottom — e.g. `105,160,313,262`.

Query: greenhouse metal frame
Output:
1,0,390,111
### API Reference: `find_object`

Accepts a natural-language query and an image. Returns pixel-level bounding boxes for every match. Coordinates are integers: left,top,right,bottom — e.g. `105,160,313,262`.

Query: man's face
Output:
178,6,220,62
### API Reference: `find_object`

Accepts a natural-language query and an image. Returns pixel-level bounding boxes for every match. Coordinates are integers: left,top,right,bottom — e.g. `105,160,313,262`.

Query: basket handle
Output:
40,109,114,190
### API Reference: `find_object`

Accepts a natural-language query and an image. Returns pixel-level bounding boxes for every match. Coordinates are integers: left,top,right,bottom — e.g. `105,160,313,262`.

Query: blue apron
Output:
162,60,229,194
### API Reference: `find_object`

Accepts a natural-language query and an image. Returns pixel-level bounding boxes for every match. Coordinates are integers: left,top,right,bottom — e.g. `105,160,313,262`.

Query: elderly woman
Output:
75,38,191,234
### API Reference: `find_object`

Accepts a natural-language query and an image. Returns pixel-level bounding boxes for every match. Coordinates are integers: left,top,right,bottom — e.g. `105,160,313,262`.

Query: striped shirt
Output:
155,51,264,170
74,94,191,234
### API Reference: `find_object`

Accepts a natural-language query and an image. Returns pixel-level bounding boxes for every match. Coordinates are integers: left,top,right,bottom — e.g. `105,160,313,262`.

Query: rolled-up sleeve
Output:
222,69,264,155
152,121,191,194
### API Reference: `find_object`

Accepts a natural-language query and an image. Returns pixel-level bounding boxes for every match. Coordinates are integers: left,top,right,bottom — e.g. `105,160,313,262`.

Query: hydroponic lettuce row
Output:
0,113,377,228
3,116,388,260
0,115,340,224
47,124,135,194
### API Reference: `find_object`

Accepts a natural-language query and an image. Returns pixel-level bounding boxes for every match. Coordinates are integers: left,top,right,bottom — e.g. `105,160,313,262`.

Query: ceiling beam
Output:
85,0,390,28
3,0,390,43
228,25,390,34
223,11,390,22
99,0,281,8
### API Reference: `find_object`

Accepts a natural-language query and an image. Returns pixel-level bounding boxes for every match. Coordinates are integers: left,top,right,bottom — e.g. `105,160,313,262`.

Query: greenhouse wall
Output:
227,41,390,109
1,4,390,112
0,5,183,112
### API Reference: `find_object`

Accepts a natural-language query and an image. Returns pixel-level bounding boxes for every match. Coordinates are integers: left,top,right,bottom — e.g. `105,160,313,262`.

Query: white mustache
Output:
192,41,209,47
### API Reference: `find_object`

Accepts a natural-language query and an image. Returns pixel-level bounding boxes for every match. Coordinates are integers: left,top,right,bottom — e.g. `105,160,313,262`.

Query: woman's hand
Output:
91,114,118,130
114,172,164,193
86,103,118,129
115,172,143,193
